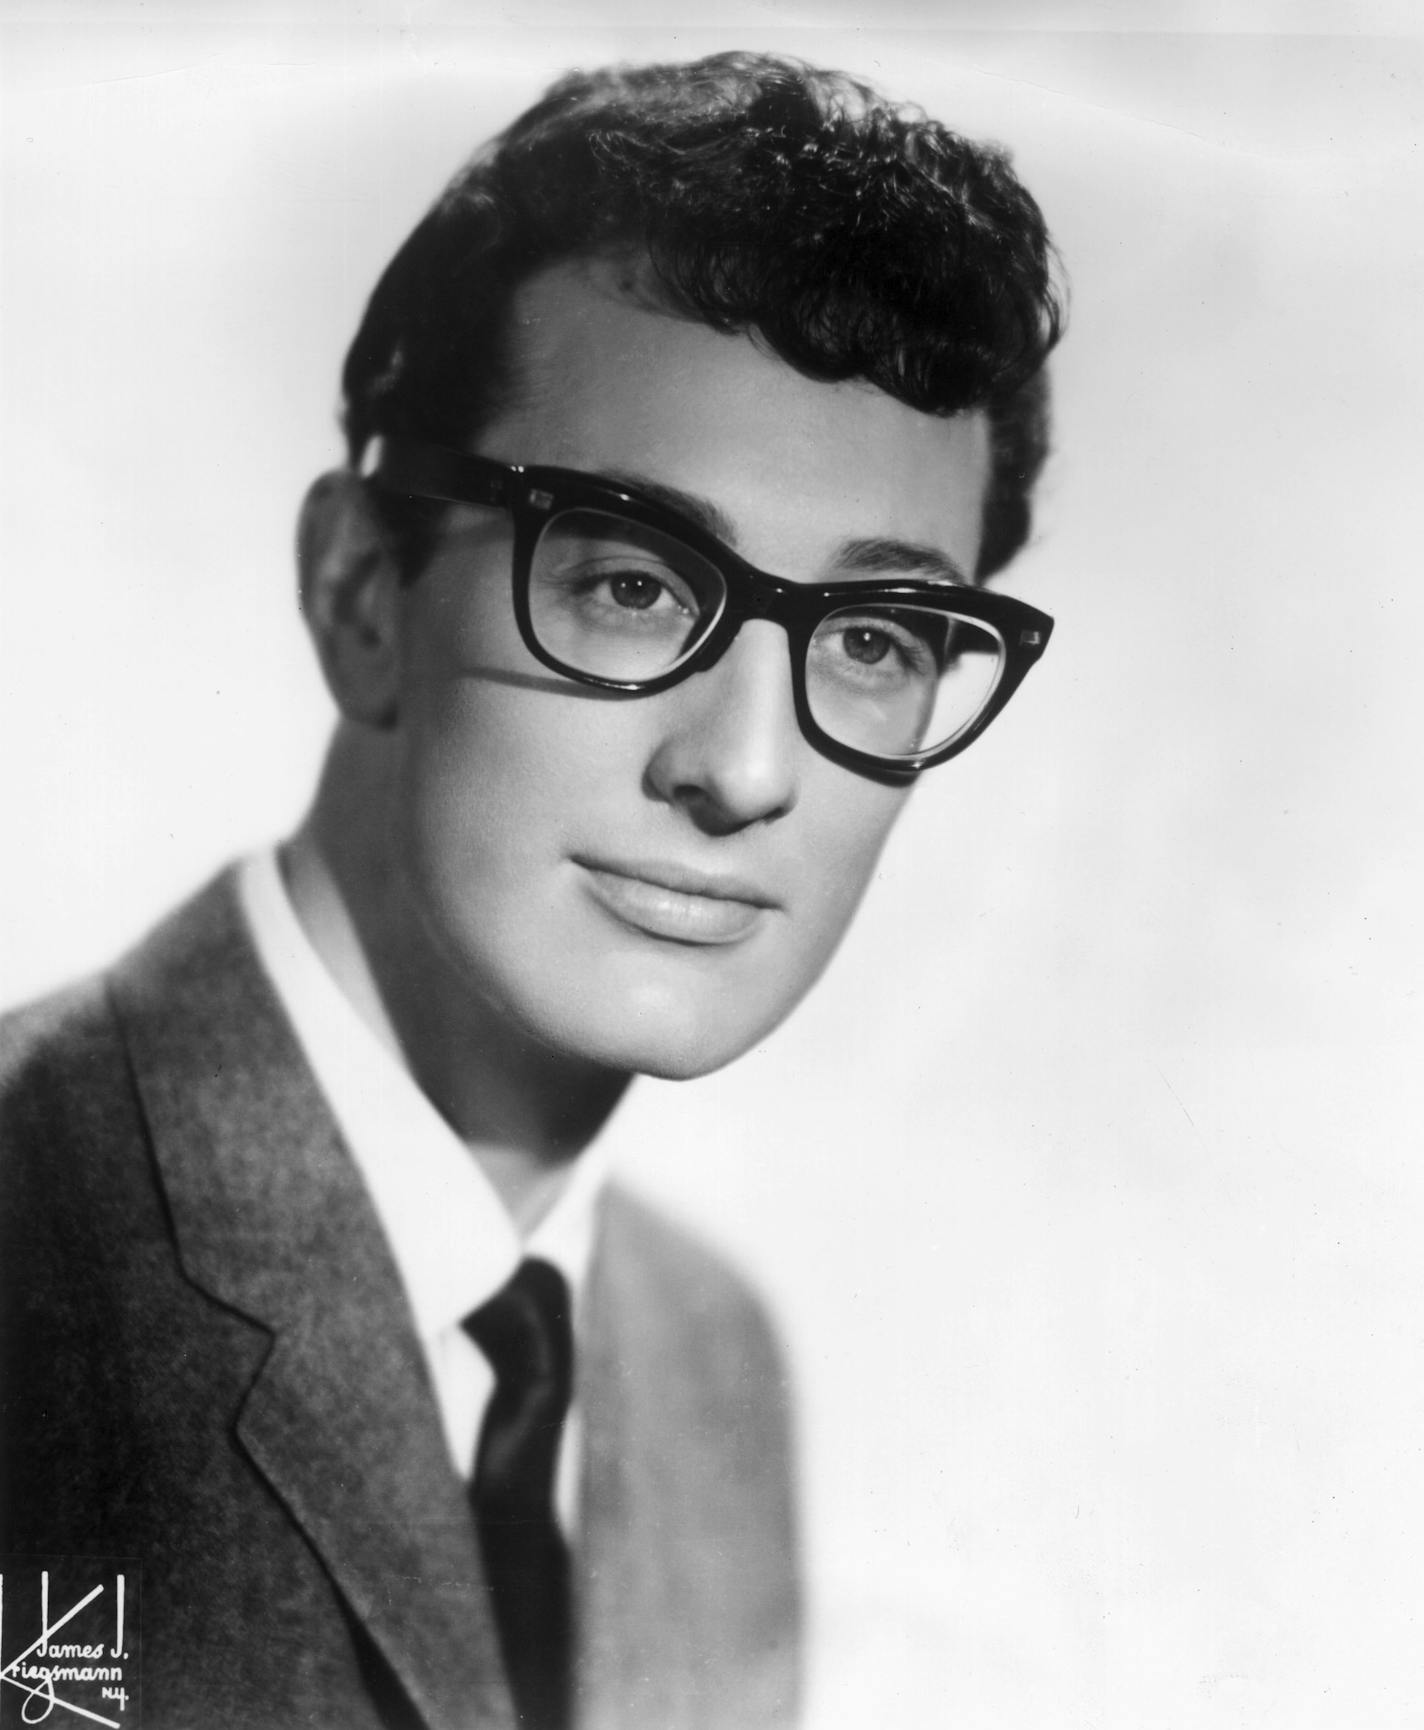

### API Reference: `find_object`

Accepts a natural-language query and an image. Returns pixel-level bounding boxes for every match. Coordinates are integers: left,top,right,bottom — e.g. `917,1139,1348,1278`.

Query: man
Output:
0,51,1061,1730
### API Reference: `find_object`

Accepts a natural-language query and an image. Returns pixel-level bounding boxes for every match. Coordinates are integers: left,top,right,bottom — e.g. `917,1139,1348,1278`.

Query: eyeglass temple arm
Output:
367,439,510,510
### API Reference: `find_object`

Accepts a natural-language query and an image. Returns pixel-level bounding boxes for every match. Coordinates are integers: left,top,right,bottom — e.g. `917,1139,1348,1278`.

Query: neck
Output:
283,732,630,1229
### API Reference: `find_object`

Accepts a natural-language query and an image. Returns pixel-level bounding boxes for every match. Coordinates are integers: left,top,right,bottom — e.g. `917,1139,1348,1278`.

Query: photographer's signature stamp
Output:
0,1562,138,1726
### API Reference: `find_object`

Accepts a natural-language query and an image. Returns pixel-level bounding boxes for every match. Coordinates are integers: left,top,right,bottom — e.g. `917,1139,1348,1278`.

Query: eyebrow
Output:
601,470,972,587
601,470,739,543
836,537,970,585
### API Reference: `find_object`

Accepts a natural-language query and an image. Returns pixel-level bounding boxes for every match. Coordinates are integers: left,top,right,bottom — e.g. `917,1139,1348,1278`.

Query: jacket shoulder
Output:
1,970,116,1084
0,971,138,1188
0,872,243,1182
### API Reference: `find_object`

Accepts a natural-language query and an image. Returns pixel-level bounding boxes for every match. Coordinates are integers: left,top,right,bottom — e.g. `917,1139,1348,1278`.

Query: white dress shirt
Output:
236,849,608,1529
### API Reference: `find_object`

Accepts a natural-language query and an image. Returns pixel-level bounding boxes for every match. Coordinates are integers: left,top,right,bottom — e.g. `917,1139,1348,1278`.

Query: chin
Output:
536,972,791,1082
624,1039,743,1084
566,1014,759,1084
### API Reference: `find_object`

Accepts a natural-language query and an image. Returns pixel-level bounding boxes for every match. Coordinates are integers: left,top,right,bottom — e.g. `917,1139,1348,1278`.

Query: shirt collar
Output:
236,849,608,1343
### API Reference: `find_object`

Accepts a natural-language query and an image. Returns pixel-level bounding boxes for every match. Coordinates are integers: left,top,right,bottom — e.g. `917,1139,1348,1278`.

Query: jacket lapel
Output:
111,872,515,1730
575,1187,802,1730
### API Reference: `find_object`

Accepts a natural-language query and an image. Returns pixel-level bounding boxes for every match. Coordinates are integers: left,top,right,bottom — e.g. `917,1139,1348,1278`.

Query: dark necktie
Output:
463,1257,574,1730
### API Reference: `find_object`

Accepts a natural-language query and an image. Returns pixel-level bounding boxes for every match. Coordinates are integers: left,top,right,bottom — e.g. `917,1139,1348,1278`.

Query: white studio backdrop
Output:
3,10,1423,1726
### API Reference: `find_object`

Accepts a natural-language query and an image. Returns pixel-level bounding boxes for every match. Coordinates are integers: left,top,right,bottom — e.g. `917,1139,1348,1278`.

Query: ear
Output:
296,471,404,727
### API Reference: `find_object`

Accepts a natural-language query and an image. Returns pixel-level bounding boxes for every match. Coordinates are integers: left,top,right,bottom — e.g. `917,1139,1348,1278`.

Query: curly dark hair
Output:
342,51,1064,580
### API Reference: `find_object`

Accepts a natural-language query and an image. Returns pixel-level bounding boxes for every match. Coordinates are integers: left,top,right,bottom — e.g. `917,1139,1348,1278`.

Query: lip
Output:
573,857,778,946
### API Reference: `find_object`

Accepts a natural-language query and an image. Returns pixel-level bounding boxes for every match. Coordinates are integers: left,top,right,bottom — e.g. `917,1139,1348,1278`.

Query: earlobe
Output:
296,471,403,727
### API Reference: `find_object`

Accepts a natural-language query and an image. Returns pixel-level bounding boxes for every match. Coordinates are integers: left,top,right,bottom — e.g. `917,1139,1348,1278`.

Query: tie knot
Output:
462,1258,575,1730
464,1257,573,1409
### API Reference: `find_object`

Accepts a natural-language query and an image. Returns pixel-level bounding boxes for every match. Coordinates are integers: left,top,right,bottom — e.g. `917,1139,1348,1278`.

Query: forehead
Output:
477,259,991,578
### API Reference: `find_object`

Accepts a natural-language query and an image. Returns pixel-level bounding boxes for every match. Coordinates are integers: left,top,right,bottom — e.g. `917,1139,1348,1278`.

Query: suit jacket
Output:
0,873,800,1730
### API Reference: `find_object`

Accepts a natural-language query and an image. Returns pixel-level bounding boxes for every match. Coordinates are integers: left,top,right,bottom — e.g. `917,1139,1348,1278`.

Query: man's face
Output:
378,261,990,1079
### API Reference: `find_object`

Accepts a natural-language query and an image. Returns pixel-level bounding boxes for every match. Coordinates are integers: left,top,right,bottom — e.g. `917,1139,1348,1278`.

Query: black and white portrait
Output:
2,7,1421,1727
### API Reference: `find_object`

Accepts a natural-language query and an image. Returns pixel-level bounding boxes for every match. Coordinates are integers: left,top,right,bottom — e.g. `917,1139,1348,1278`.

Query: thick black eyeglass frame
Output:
370,438,1055,780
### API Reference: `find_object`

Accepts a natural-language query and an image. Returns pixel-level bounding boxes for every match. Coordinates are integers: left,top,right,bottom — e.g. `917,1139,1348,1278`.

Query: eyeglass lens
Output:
528,507,1005,761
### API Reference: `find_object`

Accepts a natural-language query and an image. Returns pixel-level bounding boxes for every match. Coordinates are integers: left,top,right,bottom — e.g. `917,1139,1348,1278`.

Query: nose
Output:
643,620,802,834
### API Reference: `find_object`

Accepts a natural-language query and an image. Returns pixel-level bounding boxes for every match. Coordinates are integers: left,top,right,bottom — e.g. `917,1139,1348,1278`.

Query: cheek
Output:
398,687,573,881
393,664,656,936
675,791,907,1074
797,781,909,929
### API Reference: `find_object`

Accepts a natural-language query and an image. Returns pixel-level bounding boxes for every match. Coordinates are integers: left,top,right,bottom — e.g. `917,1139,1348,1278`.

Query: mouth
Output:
573,857,778,946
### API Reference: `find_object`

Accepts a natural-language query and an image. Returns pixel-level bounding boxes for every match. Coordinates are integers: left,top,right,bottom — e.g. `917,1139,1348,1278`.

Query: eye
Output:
815,612,940,682
605,570,680,613
528,507,727,681
841,626,896,666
